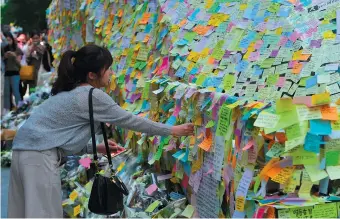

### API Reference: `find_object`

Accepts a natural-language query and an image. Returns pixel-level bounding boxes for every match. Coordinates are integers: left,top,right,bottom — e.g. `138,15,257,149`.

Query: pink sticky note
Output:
243,140,254,151
79,157,92,169
278,36,288,46
293,96,312,107
276,77,286,87
146,184,158,195
289,31,300,42
254,40,263,49
248,51,260,61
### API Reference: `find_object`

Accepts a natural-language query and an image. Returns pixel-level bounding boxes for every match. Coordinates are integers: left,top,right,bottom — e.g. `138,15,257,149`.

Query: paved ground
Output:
1,167,10,218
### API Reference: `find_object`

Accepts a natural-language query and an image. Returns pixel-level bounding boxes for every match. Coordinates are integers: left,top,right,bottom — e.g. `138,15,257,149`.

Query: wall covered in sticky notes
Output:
47,0,340,218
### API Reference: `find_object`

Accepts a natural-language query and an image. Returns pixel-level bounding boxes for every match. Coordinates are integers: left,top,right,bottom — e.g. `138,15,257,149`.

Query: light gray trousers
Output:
8,148,63,218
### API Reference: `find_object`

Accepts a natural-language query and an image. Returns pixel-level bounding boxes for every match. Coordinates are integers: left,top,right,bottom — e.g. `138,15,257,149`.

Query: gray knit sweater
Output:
12,85,172,155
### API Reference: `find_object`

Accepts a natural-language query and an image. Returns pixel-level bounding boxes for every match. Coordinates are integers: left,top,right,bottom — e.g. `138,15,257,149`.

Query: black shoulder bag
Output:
87,88,129,215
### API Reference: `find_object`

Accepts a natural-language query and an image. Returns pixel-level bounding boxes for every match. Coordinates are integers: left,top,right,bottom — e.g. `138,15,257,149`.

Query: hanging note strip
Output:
216,104,232,136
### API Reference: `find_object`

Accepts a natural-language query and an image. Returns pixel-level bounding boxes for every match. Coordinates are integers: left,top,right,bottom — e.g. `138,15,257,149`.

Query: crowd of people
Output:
1,29,54,115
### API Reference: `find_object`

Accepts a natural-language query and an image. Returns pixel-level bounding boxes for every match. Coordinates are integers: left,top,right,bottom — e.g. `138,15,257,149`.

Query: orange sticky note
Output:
266,166,283,178
178,19,188,27
321,106,338,120
198,131,213,151
208,57,215,64
69,190,78,201
193,25,211,35
291,62,303,74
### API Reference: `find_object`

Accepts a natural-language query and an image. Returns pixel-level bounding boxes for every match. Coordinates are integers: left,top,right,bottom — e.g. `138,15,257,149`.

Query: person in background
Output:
25,30,45,93
8,44,195,218
2,32,23,112
41,34,53,72
17,33,28,99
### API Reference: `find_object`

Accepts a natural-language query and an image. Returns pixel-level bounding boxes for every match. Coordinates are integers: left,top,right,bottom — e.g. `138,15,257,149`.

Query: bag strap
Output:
88,87,112,166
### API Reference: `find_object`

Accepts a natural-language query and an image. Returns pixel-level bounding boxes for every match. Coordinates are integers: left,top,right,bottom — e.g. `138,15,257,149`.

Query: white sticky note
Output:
326,166,340,180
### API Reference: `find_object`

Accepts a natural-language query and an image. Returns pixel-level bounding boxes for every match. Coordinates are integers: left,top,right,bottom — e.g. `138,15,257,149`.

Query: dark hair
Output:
3,32,17,51
51,45,113,95
30,30,40,38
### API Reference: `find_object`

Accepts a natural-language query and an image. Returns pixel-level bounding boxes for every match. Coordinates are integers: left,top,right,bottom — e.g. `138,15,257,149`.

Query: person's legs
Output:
3,76,11,110
8,151,25,218
16,149,63,217
10,75,22,105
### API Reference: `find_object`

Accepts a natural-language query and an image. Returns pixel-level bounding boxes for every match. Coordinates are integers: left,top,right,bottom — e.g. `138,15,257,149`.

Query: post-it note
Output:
181,205,195,218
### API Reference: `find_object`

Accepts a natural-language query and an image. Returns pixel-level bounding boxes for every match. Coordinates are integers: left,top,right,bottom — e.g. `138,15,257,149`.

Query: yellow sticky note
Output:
271,166,295,184
181,205,195,218
69,190,78,201
331,119,340,130
146,200,161,213
312,92,330,106
235,196,245,212
74,205,81,216
276,98,294,113
298,181,313,199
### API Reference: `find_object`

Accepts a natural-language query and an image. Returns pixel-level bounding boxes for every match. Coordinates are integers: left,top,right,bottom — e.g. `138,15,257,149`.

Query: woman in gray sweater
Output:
8,44,194,218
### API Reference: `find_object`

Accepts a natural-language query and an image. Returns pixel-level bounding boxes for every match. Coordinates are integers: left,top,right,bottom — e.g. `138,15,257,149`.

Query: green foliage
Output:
1,0,52,32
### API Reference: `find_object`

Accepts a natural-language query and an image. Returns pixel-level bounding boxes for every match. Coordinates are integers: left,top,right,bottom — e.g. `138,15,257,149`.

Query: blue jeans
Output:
4,75,22,110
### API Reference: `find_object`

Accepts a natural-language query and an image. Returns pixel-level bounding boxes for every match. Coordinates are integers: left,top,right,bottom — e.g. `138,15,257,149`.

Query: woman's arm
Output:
88,89,193,137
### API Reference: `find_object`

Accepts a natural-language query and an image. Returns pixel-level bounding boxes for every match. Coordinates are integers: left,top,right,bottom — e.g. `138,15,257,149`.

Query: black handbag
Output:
87,87,129,215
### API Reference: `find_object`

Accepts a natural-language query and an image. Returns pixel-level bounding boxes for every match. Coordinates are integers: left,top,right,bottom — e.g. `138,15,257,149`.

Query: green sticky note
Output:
312,203,338,218
276,98,294,113
216,104,232,136
137,61,147,70
205,120,215,128
222,74,235,91
142,81,150,100
118,74,125,84
293,151,318,165
212,48,225,60
260,58,275,69
299,77,309,87
289,206,313,218
181,205,195,218
266,74,279,86
145,200,161,213
285,123,302,140
265,106,299,134
195,74,207,86
326,151,340,166
184,31,197,42
267,3,280,13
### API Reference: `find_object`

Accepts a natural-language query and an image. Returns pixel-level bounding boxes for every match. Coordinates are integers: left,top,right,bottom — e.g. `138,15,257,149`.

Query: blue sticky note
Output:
176,39,188,46
190,68,198,75
175,67,187,78
304,132,321,153
145,24,152,33
182,162,191,176
253,66,263,76
320,158,326,170
188,8,200,21
306,76,317,88
310,119,331,135
166,115,177,125
172,150,185,159
319,177,329,194
235,60,249,72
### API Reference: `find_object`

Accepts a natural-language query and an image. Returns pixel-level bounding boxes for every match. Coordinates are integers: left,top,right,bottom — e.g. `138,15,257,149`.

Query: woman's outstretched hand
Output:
97,140,125,155
171,123,195,137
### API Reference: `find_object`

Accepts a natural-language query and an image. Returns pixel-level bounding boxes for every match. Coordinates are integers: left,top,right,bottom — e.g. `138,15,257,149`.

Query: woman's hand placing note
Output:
171,123,195,137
